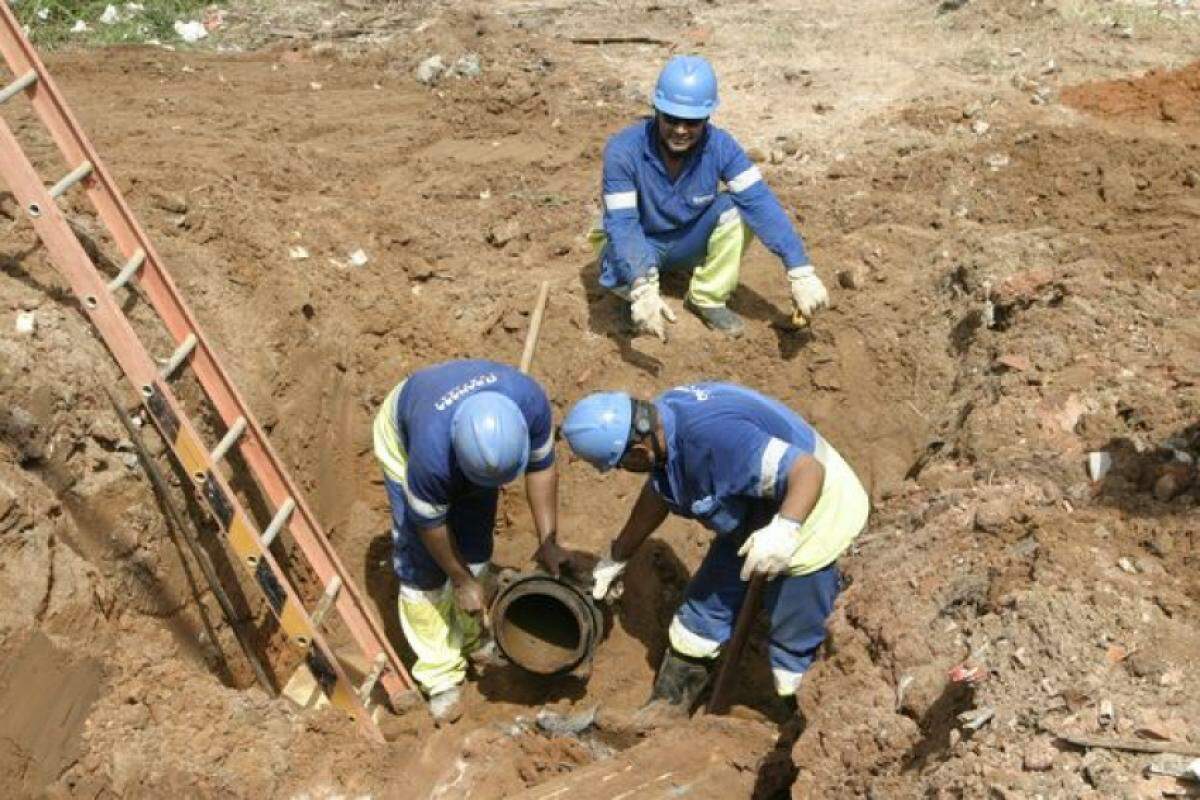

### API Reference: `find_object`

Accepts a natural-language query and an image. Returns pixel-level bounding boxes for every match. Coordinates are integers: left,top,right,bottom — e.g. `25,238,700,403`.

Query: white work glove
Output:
787,265,829,318
737,514,803,581
629,273,676,342
591,546,628,601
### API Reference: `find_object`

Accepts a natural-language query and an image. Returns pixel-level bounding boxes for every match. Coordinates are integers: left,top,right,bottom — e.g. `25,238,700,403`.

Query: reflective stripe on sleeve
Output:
604,190,638,211
530,434,554,464
727,165,763,193
759,437,790,498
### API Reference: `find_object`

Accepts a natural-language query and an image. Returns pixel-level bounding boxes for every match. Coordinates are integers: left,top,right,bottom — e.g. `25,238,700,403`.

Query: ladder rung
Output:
158,333,197,378
260,498,296,549
209,417,247,464
310,575,343,628
0,70,36,105
358,652,388,702
107,249,145,291
48,161,93,199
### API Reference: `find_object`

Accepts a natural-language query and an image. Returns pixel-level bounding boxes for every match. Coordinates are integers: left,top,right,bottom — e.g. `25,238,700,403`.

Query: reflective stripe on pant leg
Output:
669,535,747,660
687,207,751,308
764,562,840,696
396,581,466,696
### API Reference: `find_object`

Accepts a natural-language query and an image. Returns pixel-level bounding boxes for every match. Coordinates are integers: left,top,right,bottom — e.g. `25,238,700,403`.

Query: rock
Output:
486,219,521,248
962,101,983,119
746,147,767,163
974,499,1015,533
452,53,482,78
288,245,309,260
1022,738,1055,771
1117,557,1138,574
769,149,785,165
970,119,990,136
1184,170,1198,188
415,55,446,86
1086,451,1112,482
151,191,187,214
837,265,868,290
984,153,1010,171
1152,463,1192,502
993,353,1031,373
348,248,369,268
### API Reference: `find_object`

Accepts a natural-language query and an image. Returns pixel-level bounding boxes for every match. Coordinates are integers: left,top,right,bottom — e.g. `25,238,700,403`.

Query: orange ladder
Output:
0,6,416,742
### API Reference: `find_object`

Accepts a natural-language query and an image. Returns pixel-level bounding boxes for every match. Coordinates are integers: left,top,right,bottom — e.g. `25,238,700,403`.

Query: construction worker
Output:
373,359,568,722
590,55,829,340
561,383,868,714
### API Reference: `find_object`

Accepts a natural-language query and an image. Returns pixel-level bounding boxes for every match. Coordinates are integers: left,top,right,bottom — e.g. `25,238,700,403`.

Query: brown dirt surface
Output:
1063,61,1200,125
2,0,1200,797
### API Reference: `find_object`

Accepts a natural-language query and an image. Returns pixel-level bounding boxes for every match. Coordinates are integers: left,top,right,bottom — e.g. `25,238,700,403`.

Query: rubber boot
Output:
633,649,713,729
684,298,745,338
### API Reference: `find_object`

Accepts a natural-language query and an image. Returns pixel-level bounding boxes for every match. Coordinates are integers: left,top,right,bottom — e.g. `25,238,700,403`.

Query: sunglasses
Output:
659,112,708,128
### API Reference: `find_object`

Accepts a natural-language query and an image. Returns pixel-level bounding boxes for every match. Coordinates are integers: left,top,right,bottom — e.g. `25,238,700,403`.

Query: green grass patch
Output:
10,0,224,48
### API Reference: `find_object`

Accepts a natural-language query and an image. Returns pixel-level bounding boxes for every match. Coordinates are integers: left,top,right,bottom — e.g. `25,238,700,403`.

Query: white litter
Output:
124,2,145,12
288,246,310,260
173,20,207,43
1086,451,1113,481
99,4,120,24
36,7,49,21
348,249,369,268
70,19,88,32
14,311,36,335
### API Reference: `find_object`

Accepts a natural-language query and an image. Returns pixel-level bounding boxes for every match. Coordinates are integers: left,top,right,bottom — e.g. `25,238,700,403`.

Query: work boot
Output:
633,649,713,728
428,686,464,725
685,298,745,338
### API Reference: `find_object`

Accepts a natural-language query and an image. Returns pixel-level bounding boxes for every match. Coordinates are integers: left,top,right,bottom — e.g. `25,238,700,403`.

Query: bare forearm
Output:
612,479,669,561
779,456,824,522
418,524,471,584
525,465,558,543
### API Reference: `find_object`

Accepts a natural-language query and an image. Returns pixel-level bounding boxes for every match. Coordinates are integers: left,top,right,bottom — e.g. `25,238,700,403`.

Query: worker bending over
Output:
373,359,569,722
591,55,829,340
562,382,867,713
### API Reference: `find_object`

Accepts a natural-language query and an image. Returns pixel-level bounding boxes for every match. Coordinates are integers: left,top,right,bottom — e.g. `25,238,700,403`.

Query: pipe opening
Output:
499,592,583,674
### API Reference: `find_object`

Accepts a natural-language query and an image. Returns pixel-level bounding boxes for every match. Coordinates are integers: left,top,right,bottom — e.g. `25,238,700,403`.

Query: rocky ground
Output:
1,0,1199,797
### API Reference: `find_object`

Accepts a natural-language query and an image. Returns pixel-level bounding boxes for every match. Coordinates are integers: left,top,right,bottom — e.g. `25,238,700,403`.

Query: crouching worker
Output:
373,360,569,723
561,383,868,715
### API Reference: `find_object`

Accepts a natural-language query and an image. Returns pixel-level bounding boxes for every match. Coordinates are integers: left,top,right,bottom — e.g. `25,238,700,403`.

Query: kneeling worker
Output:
592,55,829,340
562,383,868,712
373,360,569,722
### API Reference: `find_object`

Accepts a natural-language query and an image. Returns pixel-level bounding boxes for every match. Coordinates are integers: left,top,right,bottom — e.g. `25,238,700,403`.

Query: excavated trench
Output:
2,10,1199,794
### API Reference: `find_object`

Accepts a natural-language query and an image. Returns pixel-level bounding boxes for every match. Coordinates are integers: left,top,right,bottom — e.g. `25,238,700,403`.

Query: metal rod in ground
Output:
103,384,275,694
519,281,550,375
707,572,767,715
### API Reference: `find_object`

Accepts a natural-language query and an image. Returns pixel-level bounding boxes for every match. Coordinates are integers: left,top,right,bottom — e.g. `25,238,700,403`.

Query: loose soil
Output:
1,0,1199,797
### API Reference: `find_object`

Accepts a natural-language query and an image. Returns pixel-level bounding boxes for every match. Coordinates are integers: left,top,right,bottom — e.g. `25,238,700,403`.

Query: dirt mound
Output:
1063,60,1200,125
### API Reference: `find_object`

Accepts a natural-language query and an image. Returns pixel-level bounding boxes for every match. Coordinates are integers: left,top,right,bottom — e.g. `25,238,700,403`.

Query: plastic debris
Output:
1099,698,1116,727
1117,557,1138,574
288,246,309,260
173,20,207,43
36,8,49,21
348,249,368,268
1087,451,1113,482
15,311,36,334
99,4,119,24
71,19,88,33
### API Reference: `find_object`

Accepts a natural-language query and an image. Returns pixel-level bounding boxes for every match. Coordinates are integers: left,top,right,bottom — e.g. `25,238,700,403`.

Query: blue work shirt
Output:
600,119,809,281
389,360,554,529
650,382,826,538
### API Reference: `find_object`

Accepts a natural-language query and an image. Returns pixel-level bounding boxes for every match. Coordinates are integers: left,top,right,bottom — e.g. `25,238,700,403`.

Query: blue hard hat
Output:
653,55,719,120
561,392,632,472
451,392,530,487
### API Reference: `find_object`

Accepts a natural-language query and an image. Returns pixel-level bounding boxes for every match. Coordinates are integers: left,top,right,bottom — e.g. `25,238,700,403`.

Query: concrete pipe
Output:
490,572,604,676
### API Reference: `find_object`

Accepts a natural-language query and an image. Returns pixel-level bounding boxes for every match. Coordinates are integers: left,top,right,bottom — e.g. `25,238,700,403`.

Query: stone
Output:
1022,738,1055,771
150,191,187,214
746,147,767,163
970,119,990,136
769,149,785,165
837,265,868,289
452,53,482,78
415,55,446,86
486,219,522,248
974,499,1015,533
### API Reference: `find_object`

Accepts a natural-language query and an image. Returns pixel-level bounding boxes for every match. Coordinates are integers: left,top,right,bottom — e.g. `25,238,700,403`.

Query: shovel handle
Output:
707,572,768,715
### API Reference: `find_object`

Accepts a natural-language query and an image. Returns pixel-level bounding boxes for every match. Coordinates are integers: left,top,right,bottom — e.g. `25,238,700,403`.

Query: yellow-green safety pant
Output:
396,562,489,696
590,201,753,308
